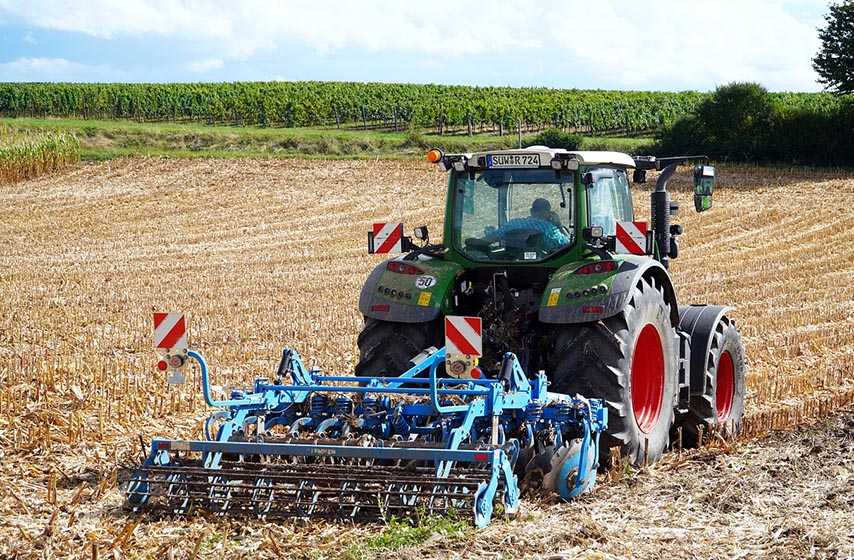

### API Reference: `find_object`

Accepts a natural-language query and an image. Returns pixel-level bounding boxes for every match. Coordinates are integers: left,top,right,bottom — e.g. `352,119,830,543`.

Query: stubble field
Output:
1,158,853,559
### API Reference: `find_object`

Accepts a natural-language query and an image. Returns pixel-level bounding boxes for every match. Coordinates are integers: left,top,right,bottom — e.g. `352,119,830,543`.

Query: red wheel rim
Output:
716,350,735,422
631,324,664,434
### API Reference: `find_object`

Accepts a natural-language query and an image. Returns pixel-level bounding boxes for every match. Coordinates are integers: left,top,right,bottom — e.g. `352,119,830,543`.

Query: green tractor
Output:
357,147,745,466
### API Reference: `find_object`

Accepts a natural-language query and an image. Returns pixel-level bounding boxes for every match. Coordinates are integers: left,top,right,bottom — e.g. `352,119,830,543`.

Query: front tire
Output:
355,317,443,377
550,277,678,466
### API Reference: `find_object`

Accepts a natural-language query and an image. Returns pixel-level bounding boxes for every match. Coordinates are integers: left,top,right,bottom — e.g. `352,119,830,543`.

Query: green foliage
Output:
770,101,854,165
0,82,708,135
813,1,854,95
340,514,471,559
656,82,854,165
1,117,525,160
695,82,774,160
0,127,79,182
525,128,583,150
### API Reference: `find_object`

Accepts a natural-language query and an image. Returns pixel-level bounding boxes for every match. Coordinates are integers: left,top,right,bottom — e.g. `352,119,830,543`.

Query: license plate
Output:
486,153,540,168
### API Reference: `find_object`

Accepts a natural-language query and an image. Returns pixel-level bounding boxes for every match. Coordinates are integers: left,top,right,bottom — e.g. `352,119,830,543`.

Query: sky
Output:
0,0,833,92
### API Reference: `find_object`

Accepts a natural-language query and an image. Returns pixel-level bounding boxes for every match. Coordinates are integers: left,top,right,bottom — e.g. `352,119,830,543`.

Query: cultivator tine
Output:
131,458,489,522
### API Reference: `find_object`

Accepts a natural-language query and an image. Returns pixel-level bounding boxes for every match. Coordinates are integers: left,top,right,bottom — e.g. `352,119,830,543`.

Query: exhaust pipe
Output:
651,164,678,270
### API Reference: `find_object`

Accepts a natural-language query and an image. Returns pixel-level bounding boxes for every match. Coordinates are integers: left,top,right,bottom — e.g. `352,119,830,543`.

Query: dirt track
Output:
1,158,854,559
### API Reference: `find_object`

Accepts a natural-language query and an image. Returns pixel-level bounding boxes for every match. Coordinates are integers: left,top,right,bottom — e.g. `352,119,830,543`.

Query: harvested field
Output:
1,158,853,558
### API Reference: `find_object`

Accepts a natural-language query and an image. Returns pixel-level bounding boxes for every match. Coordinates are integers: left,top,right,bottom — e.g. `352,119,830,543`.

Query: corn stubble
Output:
0,158,853,558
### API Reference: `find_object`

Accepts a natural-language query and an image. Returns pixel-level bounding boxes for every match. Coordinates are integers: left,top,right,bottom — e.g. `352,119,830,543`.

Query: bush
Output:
655,82,854,165
656,82,773,162
525,128,583,150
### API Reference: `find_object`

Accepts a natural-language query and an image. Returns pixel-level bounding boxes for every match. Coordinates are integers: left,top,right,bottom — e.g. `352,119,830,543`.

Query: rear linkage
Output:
127,347,607,527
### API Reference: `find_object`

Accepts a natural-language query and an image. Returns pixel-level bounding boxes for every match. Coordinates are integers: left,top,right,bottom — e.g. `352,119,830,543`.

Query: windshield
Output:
453,169,575,262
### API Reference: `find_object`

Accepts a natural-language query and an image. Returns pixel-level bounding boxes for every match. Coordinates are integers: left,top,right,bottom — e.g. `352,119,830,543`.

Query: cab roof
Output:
454,147,637,169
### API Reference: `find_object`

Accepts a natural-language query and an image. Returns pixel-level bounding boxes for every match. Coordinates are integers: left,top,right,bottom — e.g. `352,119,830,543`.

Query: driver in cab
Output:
467,198,570,253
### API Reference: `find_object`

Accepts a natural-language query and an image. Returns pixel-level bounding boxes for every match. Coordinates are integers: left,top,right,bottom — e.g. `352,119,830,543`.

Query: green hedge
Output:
656,83,854,166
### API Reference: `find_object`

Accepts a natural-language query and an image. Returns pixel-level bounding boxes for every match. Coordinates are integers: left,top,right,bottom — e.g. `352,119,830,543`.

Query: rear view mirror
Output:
693,165,715,212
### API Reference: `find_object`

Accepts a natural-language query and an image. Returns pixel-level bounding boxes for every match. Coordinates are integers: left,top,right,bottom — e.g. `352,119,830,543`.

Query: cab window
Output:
453,169,575,262
587,168,633,235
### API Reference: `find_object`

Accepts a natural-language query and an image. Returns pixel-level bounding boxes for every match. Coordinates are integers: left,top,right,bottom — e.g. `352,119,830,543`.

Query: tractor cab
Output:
432,147,638,266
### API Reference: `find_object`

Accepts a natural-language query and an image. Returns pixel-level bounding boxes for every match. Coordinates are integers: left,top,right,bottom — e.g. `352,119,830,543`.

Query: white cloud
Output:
23,31,34,43
0,56,113,80
542,0,823,91
0,0,232,40
0,0,828,90
184,57,223,73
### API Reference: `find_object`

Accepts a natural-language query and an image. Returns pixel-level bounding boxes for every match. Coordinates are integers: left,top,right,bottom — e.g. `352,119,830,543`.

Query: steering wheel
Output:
499,229,548,259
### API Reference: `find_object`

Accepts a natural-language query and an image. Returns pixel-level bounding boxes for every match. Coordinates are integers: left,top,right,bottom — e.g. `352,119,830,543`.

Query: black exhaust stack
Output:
651,164,681,270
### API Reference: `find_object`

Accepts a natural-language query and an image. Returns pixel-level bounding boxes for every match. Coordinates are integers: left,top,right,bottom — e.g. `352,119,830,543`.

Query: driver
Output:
471,198,569,252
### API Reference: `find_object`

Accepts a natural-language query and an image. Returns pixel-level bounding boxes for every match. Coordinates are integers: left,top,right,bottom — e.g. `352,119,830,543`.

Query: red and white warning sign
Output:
153,313,188,350
445,316,483,357
615,221,648,255
371,222,404,253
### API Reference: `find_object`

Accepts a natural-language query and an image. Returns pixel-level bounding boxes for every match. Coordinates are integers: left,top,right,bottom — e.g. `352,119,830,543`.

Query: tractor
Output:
357,147,746,465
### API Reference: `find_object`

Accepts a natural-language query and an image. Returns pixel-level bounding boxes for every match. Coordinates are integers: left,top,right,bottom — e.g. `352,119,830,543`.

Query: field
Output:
1,158,854,558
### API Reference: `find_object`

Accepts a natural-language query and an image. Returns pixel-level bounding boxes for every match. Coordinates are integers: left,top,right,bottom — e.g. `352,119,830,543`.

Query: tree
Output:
813,1,854,95
654,82,775,161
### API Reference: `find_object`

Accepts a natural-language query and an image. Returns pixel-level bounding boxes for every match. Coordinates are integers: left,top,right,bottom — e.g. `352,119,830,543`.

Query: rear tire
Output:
355,317,443,377
549,277,678,466
677,316,746,446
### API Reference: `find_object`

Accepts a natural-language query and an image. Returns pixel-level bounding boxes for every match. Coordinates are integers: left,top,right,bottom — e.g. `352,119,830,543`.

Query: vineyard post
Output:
361,106,367,130
334,105,340,129
517,119,522,148
467,113,472,136
393,108,398,133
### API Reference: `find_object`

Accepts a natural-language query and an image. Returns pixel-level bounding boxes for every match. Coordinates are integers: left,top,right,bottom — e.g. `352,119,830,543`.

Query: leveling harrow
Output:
127,345,606,527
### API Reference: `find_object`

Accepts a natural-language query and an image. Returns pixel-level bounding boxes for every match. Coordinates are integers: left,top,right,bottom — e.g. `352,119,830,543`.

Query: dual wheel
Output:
549,277,745,465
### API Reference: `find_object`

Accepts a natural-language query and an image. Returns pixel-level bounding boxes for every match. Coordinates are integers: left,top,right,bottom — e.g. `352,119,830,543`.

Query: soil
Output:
2,158,854,559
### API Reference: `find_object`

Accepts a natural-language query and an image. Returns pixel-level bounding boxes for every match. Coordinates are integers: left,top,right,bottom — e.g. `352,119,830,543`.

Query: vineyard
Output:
1,158,853,558
0,82,842,135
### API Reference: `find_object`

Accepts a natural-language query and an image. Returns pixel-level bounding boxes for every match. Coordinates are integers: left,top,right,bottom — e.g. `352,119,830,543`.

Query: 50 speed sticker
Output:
415,275,436,289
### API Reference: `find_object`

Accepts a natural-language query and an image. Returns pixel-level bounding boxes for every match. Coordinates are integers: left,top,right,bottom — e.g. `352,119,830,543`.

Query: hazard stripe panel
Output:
154,313,188,350
372,222,403,253
445,316,483,357
615,221,647,255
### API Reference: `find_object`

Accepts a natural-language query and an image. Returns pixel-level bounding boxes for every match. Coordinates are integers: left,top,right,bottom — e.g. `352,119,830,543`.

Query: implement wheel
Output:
549,277,677,466
355,317,443,377
676,314,746,446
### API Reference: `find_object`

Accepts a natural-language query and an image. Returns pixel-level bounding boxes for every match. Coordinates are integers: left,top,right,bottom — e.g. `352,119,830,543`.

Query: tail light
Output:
387,261,424,275
575,261,618,275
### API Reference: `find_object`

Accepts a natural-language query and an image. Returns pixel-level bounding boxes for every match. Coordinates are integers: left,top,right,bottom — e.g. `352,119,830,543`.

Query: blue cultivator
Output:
127,347,606,527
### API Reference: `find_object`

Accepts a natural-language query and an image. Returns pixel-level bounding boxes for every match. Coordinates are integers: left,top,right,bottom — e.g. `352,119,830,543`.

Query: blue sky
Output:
0,0,832,92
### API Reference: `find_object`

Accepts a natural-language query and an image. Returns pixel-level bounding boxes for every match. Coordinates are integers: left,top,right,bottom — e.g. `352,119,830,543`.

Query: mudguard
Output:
539,255,679,325
678,305,733,396
358,258,462,323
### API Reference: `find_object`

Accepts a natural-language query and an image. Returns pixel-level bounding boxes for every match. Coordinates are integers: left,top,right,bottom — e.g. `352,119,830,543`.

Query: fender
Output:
539,255,679,325
359,258,462,323
678,305,734,396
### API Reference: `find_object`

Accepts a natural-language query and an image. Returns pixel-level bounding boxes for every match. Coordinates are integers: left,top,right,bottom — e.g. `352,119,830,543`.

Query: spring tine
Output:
131,456,486,521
